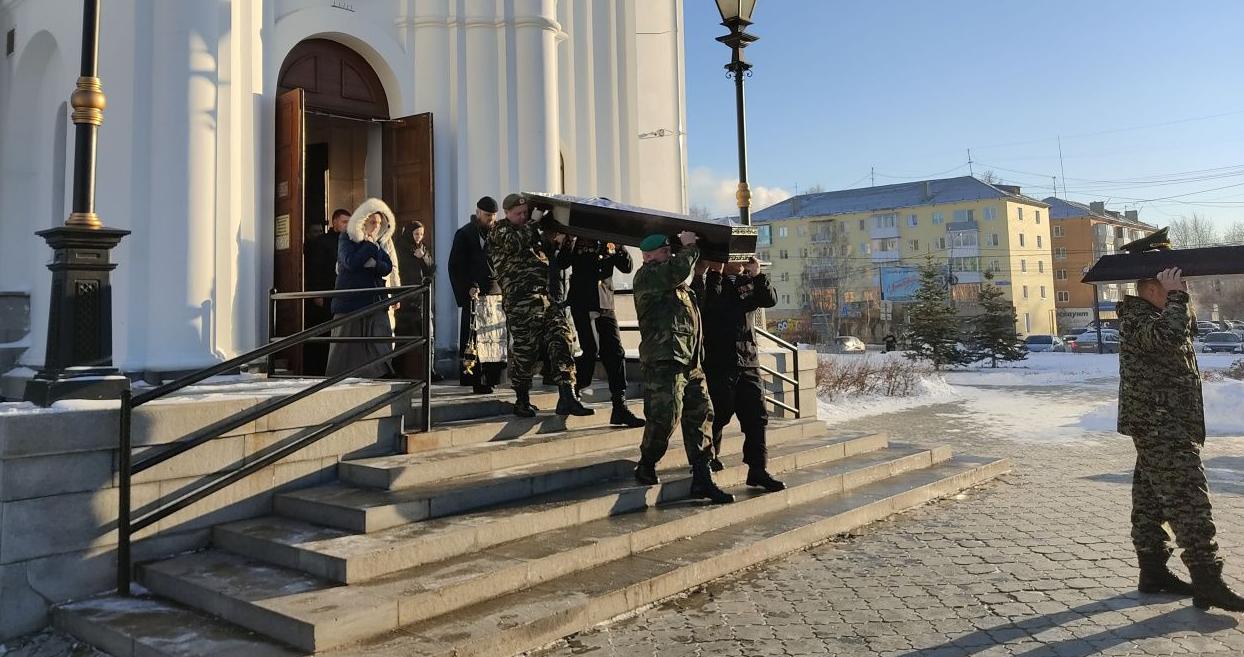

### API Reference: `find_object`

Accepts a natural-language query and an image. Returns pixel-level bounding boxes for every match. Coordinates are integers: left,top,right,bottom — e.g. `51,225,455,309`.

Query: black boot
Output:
689,464,734,504
1138,555,1193,596
556,383,594,416
1191,563,1244,611
634,461,659,486
513,385,538,418
472,384,495,395
610,394,645,428
746,467,786,493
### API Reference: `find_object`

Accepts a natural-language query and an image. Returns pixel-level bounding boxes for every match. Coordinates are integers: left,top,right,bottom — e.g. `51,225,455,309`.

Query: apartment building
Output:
753,176,1056,340
1043,198,1157,333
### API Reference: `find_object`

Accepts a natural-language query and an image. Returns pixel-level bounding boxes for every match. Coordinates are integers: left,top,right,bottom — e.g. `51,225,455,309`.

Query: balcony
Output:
871,249,901,262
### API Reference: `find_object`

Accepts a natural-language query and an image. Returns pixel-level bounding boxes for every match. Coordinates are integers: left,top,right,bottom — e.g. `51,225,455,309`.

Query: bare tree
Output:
688,204,712,220
1167,213,1219,248
1224,221,1244,245
979,170,1000,184
804,184,826,194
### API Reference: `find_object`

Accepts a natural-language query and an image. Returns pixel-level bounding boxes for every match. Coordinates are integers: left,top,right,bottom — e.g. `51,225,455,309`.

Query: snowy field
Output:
818,351,1244,443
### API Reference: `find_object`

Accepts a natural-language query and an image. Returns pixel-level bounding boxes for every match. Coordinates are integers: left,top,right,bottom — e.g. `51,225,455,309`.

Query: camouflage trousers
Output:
1130,431,1221,568
638,362,714,469
503,294,576,389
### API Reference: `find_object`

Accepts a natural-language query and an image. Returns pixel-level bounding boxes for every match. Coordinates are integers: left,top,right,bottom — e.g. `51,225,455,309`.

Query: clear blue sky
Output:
682,0,1244,232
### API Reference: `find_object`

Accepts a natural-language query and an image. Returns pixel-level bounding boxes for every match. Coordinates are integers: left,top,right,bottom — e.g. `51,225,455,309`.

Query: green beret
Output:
640,234,670,252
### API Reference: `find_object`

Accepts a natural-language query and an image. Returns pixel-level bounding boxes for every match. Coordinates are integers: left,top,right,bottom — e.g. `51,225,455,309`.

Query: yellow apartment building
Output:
753,176,1057,341
1043,198,1156,333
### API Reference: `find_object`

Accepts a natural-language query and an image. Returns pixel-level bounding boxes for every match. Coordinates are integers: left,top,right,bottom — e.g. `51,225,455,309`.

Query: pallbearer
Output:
632,232,733,504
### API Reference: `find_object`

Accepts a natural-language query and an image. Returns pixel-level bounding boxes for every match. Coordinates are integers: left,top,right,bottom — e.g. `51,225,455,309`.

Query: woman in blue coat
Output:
325,198,402,378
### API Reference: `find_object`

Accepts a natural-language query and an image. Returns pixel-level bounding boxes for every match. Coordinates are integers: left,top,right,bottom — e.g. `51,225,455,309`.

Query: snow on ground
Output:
817,350,1244,443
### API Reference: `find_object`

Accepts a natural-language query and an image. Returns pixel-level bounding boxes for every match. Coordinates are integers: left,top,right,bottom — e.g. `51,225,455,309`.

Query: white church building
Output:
0,0,690,382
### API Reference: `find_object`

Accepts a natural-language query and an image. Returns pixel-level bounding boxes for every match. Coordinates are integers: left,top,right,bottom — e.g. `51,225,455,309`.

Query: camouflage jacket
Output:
488,219,550,302
634,245,702,367
1117,291,1204,438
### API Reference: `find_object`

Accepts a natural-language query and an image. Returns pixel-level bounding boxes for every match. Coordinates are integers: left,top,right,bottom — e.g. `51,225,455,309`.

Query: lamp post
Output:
715,0,758,226
23,0,130,406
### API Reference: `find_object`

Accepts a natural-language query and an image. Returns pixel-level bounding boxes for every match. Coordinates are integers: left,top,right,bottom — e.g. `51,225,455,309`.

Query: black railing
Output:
115,283,432,595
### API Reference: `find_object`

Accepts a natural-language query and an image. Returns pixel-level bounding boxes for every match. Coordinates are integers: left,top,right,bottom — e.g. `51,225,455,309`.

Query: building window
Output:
1040,285,1047,299
953,209,975,222
1054,247,1067,260
989,259,1001,272
1017,207,1025,221
1024,313,1032,333
876,238,898,252
1020,259,1027,272
932,212,944,225
780,272,789,282
1052,225,1064,237
1057,290,1070,302
1018,234,1026,247
1056,269,1067,280
858,219,865,230
873,213,897,229
780,249,788,259
1036,235,1043,248
951,256,980,272
984,207,997,221
783,294,790,305
779,226,788,238
1022,285,1029,299
908,239,920,251
908,213,918,227
800,249,808,258
988,233,1000,247
951,231,978,248
937,237,947,250
1038,260,1044,273
1036,210,1042,224
844,291,856,302
860,242,871,254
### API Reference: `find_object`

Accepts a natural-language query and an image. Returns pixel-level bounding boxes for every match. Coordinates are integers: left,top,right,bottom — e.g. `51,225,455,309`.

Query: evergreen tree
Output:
902,257,968,370
968,282,1028,367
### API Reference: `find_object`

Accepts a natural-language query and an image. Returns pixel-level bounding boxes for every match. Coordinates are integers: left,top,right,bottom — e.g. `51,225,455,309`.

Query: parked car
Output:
1201,332,1244,354
1072,330,1121,354
832,336,866,354
1196,321,1218,337
1024,334,1066,353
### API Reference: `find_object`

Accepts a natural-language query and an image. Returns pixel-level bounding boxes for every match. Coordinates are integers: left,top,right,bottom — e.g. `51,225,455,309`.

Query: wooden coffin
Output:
524,193,759,262
1081,245,1244,285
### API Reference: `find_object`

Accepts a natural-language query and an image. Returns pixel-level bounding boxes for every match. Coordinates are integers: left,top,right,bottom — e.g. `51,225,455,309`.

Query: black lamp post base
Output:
23,369,129,407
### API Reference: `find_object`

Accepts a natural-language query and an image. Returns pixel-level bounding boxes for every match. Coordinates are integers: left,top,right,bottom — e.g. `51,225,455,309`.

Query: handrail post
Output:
792,348,800,418
421,287,433,432
116,388,132,596
267,287,278,375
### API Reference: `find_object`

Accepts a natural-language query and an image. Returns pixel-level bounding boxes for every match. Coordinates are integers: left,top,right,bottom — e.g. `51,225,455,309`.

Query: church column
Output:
462,0,503,204
511,0,559,192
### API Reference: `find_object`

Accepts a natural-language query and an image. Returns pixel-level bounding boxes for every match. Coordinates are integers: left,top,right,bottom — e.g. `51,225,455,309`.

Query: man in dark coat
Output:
394,220,436,380
696,256,785,492
302,208,350,374
448,197,503,393
1118,266,1244,611
568,238,643,427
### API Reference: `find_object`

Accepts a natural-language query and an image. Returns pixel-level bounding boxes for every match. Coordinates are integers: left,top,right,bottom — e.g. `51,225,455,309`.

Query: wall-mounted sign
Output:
275,214,291,250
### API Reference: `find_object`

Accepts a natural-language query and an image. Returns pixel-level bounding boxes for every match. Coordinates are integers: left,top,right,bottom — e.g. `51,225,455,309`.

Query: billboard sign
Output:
879,266,923,301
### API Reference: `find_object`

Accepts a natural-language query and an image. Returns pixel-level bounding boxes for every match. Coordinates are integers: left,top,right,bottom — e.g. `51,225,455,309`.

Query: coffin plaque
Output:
524,193,758,262
1081,246,1244,285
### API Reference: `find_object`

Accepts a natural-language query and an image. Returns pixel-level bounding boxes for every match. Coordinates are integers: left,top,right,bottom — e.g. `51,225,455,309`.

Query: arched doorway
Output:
272,38,434,376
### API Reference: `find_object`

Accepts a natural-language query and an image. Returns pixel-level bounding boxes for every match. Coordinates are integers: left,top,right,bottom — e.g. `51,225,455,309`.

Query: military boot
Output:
689,464,734,504
746,467,786,493
610,394,645,428
1138,555,1193,596
634,461,659,486
556,384,594,416
513,385,538,418
1190,563,1244,612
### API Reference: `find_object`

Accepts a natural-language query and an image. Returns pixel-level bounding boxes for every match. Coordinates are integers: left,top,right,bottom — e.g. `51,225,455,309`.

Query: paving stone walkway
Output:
538,382,1244,657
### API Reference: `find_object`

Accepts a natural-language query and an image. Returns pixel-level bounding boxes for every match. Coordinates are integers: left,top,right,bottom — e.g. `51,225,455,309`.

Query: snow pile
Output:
1080,378,1244,437
817,374,958,426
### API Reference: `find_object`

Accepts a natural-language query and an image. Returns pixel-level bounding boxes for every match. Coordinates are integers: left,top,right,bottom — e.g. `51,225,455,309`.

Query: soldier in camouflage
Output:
489,194,592,418
1118,266,1244,612
631,231,733,505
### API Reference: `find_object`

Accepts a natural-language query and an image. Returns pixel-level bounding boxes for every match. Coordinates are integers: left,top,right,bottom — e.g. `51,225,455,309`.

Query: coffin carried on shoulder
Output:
1081,246,1244,285
524,193,758,262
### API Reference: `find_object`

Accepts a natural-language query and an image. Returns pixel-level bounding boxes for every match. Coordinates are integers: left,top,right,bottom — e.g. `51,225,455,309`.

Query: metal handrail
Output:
116,282,433,595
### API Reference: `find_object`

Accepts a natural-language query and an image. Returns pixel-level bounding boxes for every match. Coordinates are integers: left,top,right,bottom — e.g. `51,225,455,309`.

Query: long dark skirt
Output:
325,311,394,379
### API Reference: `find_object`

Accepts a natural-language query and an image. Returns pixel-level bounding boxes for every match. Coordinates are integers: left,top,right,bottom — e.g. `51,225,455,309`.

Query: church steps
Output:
401,400,644,453
272,423,855,534
134,445,953,652
57,454,1008,657
213,432,889,584
407,383,630,427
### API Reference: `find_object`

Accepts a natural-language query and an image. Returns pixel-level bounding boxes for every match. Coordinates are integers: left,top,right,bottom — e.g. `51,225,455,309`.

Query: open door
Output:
384,112,435,377
273,88,305,372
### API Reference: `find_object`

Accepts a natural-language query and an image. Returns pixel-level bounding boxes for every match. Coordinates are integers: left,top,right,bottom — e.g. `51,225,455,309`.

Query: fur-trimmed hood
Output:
346,197,397,244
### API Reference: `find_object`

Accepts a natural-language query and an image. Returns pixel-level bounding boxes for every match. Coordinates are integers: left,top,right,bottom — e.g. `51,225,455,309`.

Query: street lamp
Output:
715,0,758,226
23,0,130,406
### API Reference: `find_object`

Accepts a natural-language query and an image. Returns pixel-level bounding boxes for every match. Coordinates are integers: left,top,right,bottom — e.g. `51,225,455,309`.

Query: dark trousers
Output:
303,300,334,376
706,366,769,468
572,307,627,396
1130,431,1221,568
458,305,502,387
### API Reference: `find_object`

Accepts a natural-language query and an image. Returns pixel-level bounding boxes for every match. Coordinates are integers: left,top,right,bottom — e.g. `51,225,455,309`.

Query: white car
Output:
833,336,866,353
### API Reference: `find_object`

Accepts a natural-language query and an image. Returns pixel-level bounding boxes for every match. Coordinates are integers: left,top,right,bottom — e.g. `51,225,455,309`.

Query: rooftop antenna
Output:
870,166,875,186
1052,176,1058,197
967,149,974,176
1057,136,1069,198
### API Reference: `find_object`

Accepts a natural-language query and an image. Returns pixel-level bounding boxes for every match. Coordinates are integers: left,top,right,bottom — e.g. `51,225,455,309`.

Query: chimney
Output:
790,195,801,217
1125,210,1138,222
923,181,932,200
1089,201,1106,215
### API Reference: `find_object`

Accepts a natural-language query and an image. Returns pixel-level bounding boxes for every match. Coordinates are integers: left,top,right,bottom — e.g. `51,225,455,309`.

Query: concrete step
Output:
64,453,1009,657
344,415,819,491
401,401,643,453
274,420,834,533
408,383,630,427
215,431,888,583
136,444,953,653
